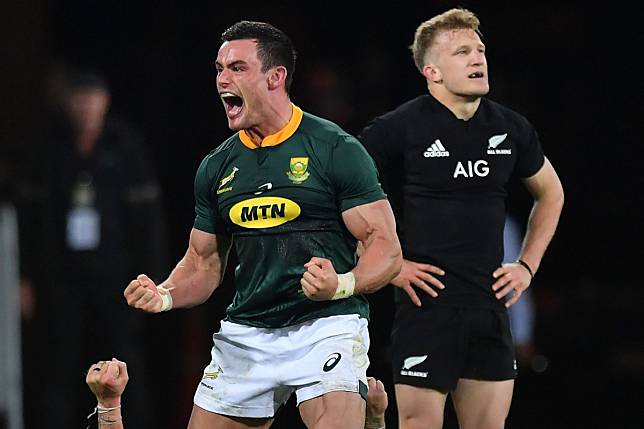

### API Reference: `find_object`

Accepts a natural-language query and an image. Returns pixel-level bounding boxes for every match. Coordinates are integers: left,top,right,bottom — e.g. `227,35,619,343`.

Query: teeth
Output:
221,92,237,98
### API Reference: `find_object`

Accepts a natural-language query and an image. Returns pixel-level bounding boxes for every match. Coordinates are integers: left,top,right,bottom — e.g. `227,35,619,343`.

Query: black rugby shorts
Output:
391,305,517,392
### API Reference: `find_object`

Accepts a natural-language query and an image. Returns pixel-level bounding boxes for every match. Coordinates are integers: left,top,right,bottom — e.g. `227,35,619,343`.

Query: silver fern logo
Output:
487,133,511,154
400,355,429,378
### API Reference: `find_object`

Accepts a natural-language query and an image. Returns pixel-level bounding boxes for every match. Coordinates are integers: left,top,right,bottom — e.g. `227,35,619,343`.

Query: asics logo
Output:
254,182,273,195
323,353,342,372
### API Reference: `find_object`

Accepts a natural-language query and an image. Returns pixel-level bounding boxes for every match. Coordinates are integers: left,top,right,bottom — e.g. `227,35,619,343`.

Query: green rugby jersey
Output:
194,105,386,328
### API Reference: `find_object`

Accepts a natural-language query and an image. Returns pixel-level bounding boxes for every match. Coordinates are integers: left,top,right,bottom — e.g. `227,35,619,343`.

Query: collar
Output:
239,104,303,149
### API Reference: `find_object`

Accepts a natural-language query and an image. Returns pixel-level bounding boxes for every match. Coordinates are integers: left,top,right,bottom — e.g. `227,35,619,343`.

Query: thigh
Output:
395,384,448,429
391,305,467,392
194,322,294,418
187,404,273,429
451,379,514,429
292,315,370,405
462,309,518,381
299,391,365,429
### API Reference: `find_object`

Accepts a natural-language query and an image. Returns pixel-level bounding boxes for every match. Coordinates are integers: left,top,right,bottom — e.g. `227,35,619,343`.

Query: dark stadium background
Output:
2,1,641,428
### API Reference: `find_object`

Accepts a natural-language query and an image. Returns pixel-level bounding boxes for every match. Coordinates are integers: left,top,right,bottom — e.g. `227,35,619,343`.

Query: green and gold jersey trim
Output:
239,104,303,149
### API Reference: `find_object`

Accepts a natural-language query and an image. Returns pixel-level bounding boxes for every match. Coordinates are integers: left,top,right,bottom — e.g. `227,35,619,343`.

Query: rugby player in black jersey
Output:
359,8,564,429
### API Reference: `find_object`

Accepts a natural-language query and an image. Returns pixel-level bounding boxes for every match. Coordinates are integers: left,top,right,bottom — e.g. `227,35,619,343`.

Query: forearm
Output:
352,236,402,295
519,195,564,274
159,249,222,309
365,413,386,429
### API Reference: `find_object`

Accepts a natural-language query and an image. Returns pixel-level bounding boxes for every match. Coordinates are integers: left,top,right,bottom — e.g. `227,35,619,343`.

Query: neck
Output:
244,96,293,146
428,85,481,120
75,129,101,158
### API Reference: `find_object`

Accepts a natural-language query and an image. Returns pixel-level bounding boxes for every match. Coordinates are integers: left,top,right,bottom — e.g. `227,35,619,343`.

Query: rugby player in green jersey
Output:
124,21,401,429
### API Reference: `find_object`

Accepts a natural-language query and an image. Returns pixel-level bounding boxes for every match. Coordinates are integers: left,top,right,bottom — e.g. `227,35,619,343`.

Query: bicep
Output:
341,199,397,244
188,228,233,269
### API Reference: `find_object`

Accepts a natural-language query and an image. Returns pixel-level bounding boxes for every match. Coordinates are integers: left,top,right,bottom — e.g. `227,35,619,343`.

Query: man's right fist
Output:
86,358,128,408
124,274,163,313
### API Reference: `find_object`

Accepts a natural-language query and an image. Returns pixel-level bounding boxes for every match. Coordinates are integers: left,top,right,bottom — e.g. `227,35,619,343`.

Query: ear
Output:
267,66,287,90
422,63,442,84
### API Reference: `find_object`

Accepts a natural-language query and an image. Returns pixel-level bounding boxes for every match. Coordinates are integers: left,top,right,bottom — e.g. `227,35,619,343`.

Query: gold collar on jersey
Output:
239,104,303,149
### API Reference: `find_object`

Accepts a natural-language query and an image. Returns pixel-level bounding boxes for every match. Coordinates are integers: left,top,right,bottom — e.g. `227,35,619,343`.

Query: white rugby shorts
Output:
194,314,370,418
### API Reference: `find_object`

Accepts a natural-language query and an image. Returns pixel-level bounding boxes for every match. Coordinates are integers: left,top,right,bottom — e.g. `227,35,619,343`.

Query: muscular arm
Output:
518,157,564,273
160,228,232,308
124,228,232,312
342,199,402,295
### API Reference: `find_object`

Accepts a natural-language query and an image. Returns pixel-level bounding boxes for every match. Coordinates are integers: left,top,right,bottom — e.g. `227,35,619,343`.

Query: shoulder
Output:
362,96,431,138
197,134,240,177
375,95,429,123
299,111,359,147
359,96,429,147
481,98,535,133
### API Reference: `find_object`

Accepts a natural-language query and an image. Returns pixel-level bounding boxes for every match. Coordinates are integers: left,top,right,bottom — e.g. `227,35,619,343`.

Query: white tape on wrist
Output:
332,272,355,300
158,286,173,312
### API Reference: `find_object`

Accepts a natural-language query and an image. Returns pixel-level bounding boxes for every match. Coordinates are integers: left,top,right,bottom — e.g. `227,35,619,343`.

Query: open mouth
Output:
221,92,244,117
468,71,485,79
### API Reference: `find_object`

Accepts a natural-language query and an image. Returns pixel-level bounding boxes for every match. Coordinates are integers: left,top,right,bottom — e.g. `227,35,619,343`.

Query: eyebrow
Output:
452,42,485,53
215,59,247,68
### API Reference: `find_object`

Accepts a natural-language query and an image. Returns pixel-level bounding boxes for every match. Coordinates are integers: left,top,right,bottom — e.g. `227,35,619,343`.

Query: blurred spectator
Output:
503,212,537,368
20,65,169,428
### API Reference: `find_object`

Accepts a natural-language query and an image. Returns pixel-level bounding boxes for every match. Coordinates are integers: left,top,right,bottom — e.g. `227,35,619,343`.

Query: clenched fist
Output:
124,274,166,313
86,358,128,408
300,257,339,301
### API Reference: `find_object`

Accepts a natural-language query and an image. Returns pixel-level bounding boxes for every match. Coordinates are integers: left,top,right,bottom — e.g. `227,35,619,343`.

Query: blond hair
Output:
410,8,481,72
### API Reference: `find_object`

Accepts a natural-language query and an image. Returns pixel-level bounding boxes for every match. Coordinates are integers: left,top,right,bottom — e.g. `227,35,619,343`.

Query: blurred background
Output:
1,1,641,428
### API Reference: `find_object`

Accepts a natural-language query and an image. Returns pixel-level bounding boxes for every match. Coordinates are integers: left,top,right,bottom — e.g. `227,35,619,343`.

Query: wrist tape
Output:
332,272,355,300
158,286,173,312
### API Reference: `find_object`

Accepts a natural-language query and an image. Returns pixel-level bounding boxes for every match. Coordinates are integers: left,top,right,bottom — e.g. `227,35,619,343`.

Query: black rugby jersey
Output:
359,94,544,309
194,105,386,327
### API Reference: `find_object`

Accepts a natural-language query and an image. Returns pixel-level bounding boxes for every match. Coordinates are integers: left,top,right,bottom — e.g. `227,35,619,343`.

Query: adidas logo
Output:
423,139,450,158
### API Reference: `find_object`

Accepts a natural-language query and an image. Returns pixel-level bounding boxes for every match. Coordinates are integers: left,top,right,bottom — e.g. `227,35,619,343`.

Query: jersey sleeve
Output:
330,135,386,212
193,155,219,234
515,120,545,178
357,116,405,240
357,118,398,179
